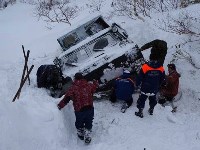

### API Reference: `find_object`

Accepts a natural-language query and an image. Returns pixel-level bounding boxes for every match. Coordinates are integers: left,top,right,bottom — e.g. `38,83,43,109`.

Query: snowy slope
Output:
0,1,200,150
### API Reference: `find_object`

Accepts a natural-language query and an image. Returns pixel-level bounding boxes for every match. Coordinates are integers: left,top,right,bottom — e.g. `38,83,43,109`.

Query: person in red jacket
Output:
158,63,181,112
57,72,98,144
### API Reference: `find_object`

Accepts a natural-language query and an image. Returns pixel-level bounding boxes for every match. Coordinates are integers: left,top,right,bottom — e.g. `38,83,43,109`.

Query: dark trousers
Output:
137,93,157,109
158,96,174,104
126,98,133,107
75,107,94,130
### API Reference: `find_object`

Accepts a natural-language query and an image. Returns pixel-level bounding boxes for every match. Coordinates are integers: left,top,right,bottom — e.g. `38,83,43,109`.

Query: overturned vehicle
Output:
37,15,145,97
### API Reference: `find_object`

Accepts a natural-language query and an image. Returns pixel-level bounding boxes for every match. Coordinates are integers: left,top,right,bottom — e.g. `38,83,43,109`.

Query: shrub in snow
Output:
19,0,37,5
111,0,200,19
0,0,16,9
34,0,79,25
156,11,200,41
86,0,106,13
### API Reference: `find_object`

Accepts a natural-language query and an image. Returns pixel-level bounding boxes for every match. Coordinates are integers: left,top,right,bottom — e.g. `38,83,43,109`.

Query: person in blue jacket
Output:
135,54,165,118
110,70,135,113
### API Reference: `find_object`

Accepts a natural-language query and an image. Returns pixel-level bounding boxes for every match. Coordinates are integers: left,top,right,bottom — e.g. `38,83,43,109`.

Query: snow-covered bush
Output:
0,0,16,9
156,11,200,39
179,0,200,7
86,0,106,13
19,0,37,5
155,9,200,68
111,0,200,19
34,0,79,25
111,0,179,19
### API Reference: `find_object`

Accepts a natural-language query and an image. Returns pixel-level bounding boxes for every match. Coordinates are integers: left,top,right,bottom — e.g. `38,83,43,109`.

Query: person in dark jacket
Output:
135,55,165,118
57,72,98,144
140,39,167,66
158,63,181,112
110,70,135,113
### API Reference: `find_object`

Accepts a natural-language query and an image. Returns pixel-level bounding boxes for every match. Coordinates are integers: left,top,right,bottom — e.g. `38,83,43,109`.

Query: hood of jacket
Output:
147,60,162,69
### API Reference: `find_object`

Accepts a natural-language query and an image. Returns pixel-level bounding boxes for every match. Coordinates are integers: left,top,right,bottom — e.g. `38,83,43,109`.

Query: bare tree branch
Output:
34,0,79,26
86,0,106,13
155,11,200,37
111,0,199,19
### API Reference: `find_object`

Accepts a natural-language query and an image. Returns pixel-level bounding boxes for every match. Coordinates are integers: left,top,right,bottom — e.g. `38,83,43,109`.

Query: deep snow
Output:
0,1,200,150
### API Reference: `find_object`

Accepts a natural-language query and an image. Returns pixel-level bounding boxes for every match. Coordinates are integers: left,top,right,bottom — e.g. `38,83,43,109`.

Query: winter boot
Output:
77,128,84,140
84,129,92,144
121,102,129,113
135,109,143,118
148,107,154,115
171,106,177,113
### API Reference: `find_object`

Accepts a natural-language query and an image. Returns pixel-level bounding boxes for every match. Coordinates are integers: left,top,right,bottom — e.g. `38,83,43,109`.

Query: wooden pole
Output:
13,65,34,102
22,45,30,85
17,49,30,99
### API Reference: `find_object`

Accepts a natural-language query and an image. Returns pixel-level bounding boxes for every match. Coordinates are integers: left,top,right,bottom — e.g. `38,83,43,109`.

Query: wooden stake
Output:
22,45,30,85
17,48,30,99
13,65,34,102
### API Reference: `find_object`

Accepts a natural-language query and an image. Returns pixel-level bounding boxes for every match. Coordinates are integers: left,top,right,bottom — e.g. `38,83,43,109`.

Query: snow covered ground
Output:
0,1,200,150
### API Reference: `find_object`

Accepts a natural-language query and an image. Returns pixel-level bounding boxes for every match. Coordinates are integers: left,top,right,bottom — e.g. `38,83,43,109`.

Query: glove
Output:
57,100,65,110
57,96,71,110
135,44,142,51
135,44,139,49
57,104,62,110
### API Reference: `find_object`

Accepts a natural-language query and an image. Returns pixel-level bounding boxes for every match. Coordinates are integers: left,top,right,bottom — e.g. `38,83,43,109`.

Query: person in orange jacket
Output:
57,72,98,144
135,55,165,118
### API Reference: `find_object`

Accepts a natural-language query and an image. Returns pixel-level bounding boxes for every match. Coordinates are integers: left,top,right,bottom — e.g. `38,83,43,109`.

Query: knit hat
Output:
74,72,83,80
167,63,176,70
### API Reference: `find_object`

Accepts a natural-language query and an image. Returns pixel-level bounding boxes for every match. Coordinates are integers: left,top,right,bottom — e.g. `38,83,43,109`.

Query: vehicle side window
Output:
86,23,104,36
63,33,79,49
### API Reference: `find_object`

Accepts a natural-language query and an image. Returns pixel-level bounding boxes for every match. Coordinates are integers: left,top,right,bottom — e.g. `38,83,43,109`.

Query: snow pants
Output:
136,93,157,109
75,107,94,130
